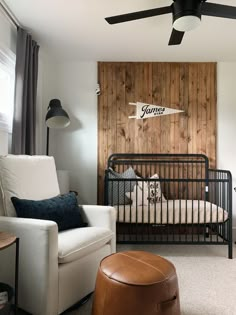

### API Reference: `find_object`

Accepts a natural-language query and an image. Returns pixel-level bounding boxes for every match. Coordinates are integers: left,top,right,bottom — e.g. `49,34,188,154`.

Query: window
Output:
0,45,15,133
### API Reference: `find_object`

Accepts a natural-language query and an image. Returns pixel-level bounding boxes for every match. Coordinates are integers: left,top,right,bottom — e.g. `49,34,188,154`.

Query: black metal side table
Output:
0,232,19,315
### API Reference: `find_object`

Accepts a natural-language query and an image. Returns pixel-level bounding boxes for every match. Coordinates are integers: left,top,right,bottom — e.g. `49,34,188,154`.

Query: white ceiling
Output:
4,0,236,62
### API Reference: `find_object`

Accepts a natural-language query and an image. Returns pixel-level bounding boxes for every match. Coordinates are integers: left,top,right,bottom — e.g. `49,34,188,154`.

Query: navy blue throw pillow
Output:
11,192,87,231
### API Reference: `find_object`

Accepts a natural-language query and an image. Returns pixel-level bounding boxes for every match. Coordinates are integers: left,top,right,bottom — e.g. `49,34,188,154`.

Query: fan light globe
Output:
173,15,201,32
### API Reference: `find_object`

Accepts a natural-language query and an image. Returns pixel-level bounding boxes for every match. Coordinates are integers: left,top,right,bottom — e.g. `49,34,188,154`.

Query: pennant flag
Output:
129,102,184,119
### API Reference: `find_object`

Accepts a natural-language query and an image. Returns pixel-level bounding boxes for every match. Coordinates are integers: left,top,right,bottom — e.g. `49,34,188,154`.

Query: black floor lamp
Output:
45,99,70,155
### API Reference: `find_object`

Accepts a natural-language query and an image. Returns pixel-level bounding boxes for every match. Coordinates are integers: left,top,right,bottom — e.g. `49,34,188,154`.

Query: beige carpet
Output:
20,244,236,315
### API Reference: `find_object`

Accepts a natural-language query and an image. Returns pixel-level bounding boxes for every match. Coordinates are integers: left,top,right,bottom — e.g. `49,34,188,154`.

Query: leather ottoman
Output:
92,251,180,315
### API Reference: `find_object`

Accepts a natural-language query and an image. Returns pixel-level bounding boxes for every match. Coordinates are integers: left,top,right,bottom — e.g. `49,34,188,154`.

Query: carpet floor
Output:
19,244,236,315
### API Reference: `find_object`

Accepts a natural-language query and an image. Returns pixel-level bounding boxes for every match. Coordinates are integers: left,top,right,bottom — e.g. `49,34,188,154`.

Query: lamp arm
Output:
46,127,49,155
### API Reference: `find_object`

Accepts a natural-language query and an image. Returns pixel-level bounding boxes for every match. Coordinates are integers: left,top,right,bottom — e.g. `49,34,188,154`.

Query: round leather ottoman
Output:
92,251,180,315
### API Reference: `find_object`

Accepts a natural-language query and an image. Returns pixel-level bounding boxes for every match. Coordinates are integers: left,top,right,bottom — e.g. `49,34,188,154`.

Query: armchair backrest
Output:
0,155,60,217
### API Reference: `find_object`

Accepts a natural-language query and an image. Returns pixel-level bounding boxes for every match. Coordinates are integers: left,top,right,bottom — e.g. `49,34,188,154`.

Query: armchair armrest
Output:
0,216,59,315
82,205,116,253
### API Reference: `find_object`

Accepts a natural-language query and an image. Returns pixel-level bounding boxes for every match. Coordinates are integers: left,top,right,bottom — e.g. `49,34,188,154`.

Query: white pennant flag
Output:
129,102,184,119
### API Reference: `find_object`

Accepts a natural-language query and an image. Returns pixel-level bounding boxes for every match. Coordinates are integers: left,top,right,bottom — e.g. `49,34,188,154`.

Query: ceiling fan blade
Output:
201,2,236,19
168,29,185,46
105,6,172,24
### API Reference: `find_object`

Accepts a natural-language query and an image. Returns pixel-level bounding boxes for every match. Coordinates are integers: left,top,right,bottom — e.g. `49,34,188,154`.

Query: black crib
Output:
104,153,233,259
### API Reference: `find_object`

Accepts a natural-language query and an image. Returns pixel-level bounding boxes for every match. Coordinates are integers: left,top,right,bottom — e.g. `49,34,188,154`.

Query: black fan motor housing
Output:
172,0,203,22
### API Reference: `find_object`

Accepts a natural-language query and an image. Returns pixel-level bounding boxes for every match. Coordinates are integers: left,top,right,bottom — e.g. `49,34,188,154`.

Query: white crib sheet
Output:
115,200,228,224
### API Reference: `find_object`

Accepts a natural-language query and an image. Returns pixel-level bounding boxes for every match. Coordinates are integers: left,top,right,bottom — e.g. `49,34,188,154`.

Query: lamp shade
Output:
45,99,70,129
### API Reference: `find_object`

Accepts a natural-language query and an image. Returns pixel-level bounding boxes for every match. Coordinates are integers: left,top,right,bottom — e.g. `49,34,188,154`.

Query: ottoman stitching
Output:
102,271,176,286
119,252,175,280
103,253,176,285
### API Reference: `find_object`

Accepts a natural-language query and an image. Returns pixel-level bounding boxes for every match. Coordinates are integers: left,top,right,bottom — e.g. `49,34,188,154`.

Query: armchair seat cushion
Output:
58,227,114,264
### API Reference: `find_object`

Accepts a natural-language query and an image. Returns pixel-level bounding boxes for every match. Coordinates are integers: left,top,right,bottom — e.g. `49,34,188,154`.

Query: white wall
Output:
35,53,43,154
43,61,98,204
217,62,236,232
36,52,59,155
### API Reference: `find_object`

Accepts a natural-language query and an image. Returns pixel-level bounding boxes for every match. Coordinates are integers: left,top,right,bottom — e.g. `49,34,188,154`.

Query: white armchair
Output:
0,155,116,315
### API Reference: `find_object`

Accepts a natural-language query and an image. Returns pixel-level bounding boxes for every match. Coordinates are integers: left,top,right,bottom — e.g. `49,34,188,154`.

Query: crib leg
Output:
228,241,233,259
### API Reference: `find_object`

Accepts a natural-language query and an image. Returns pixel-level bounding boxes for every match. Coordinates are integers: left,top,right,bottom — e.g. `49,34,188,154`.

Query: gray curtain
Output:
12,28,39,155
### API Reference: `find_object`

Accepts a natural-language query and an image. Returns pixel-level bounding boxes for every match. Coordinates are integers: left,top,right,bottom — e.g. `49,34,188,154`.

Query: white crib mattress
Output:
115,200,228,224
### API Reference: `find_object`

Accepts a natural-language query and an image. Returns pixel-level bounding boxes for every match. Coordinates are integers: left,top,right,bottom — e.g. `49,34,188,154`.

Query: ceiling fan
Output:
105,0,236,45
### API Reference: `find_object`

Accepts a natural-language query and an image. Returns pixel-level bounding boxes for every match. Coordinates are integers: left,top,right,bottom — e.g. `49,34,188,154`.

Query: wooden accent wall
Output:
97,62,216,204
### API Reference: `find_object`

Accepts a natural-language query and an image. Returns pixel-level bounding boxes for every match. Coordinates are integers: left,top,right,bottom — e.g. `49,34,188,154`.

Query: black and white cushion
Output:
108,167,136,205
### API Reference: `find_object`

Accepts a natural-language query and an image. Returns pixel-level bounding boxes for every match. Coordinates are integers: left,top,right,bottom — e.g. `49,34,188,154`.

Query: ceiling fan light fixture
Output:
105,0,236,45
173,15,201,32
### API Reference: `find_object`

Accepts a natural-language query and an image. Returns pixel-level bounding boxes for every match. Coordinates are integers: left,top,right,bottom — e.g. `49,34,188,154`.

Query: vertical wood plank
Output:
97,62,108,204
152,63,162,153
135,63,143,154
116,63,126,154
208,63,217,168
161,62,171,153
126,63,135,153
143,62,153,153
179,63,188,154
